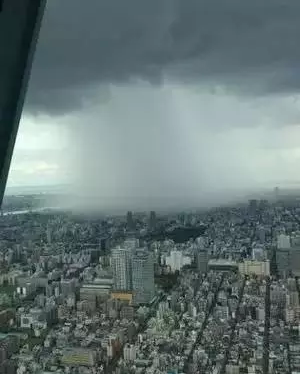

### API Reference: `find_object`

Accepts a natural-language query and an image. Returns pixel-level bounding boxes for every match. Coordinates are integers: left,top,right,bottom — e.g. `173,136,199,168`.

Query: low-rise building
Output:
238,260,270,276
61,348,96,367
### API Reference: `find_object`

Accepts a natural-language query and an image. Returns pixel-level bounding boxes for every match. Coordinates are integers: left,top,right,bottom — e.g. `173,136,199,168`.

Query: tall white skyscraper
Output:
111,247,132,291
132,250,155,304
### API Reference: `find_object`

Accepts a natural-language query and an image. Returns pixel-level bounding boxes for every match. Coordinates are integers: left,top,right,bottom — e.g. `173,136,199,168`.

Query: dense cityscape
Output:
0,190,299,374
0,0,299,374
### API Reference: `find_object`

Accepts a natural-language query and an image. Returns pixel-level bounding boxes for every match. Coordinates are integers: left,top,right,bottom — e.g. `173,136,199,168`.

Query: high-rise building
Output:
286,291,299,308
100,237,109,251
257,226,266,244
259,199,268,209
196,236,206,249
60,279,76,296
123,344,137,362
132,250,155,305
197,250,208,273
166,250,191,272
126,211,134,230
248,199,257,214
252,246,266,261
277,234,291,250
149,211,157,229
111,248,132,291
216,305,229,319
46,225,52,244
276,247,300,278
276,249,290,278
291,234,300,247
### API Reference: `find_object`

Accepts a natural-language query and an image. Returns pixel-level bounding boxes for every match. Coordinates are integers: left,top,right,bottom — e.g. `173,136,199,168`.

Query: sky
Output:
7,0,300,209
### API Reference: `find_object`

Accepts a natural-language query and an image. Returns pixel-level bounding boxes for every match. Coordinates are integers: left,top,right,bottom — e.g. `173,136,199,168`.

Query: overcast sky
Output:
7,0,300,209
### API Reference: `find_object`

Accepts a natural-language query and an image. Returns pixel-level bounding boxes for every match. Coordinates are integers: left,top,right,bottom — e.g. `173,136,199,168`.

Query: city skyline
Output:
0,196,298,373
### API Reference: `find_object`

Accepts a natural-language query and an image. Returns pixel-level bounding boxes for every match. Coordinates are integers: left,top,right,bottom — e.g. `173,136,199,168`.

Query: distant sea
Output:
1,207,58,216
5,184,69,196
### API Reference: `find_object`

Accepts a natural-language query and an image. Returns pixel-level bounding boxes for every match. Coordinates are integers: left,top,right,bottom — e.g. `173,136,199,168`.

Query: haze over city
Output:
7,0,300,211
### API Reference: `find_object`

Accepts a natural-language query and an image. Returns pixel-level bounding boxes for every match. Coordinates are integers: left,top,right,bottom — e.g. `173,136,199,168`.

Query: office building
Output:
257,226,266,244
289,247,299,276
166,250,191,272
149,211,157,229
277,233,291,249
196,236,206,249
111,247,132,291
80,277,112,303
132,250,155,304
46,224,52,244
276,249,290,278
252,246,266,261
291,234,300,247
126,211,134,230
80,280,113,308
120,305,134,320
276,246,300,278
249,199,257,214
60,279,76,296
270,285,286,306
259,199,268,209
216,305,229,319
100,236,110,251
286,291,299,308
123,344,137,362
197,249,208,273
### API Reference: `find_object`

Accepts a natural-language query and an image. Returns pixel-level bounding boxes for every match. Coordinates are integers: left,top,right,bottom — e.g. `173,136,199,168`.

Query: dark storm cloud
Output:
25,0,300,114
